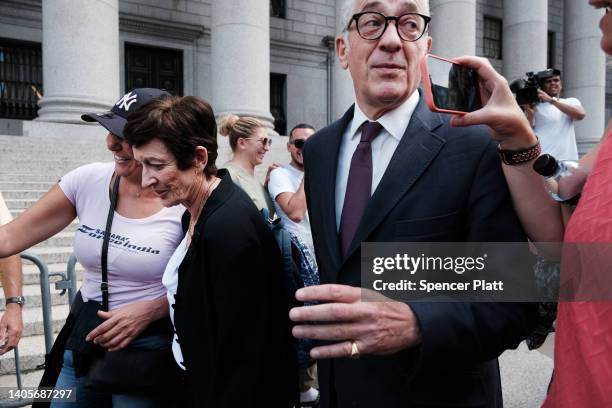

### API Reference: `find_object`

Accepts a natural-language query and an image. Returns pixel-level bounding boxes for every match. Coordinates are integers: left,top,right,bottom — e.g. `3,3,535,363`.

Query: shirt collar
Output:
348,89,420,141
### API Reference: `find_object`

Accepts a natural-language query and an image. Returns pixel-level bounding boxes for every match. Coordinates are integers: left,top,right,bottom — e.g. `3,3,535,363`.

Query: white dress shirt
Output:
335,90,420,230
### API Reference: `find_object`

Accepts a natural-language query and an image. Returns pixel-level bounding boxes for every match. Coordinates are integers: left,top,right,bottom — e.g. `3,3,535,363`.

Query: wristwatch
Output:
5,296,26,307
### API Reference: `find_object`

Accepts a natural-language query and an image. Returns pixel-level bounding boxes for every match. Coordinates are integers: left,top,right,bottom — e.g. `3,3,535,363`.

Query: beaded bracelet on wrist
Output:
497,140,541,165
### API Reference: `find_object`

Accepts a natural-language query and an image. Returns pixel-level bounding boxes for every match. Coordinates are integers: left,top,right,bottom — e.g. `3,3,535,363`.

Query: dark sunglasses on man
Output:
292,139,306,149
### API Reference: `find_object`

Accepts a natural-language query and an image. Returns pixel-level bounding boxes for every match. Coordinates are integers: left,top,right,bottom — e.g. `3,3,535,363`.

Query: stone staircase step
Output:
0,173,63,183
0,147,107,153
0,161,98,168
0,368,44,399
26,247,74,266
20,304,69,337
3,199,38,210
0,190,50,200
21,262,83,286
32,232,75,249
0,334,55,375
0,284,71,310
0,181,55,191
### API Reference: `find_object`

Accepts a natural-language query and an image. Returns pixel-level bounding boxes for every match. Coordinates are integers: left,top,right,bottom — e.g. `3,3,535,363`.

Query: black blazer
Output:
173,169,297,407
303,95,538,408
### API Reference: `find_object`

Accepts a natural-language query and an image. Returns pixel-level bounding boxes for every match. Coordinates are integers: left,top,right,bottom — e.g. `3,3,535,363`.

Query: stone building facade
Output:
0,0,609,152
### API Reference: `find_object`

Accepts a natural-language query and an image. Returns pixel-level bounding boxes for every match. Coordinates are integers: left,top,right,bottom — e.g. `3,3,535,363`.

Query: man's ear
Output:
336,35,350,70
426,36,432,54
193,146,208,170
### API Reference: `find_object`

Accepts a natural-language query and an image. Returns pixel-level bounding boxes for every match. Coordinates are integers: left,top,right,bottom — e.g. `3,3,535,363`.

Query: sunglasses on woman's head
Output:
292,139,306,149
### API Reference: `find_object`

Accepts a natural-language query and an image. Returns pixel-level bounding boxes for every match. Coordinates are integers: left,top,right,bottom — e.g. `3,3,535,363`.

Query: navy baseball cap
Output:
81,88,170,138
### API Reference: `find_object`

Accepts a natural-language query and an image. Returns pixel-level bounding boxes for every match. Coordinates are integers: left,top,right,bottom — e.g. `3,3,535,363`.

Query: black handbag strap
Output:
101,175,121,311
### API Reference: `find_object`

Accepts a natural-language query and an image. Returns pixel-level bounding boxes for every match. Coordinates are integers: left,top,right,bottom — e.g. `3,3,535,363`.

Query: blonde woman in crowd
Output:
219,115,276,216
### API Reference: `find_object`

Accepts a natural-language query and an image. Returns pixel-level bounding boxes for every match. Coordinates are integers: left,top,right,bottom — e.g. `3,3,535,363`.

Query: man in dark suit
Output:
289,0,538,407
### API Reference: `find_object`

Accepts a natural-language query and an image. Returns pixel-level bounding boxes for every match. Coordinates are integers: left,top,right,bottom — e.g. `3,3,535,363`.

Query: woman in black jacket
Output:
123,95,297,407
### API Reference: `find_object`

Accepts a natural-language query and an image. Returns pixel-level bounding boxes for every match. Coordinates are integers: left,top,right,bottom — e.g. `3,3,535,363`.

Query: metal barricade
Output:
0,252,78,408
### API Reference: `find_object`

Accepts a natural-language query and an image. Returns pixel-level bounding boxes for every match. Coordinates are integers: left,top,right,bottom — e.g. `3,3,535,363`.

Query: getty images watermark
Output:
360,242,612,302
371,252,502,293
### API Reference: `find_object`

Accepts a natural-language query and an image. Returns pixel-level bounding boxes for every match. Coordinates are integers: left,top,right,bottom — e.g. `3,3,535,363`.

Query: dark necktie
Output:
339,121,383,258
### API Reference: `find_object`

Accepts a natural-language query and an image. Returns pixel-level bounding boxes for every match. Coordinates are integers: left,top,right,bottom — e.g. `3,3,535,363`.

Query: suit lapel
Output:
312,106,354,282
343,97,446,261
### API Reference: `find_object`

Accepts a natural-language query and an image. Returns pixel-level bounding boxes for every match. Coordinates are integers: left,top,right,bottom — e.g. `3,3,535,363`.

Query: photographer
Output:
526,69,586,160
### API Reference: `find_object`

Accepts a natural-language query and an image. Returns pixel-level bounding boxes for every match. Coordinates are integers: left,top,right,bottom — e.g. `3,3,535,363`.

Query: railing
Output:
0,252,77,408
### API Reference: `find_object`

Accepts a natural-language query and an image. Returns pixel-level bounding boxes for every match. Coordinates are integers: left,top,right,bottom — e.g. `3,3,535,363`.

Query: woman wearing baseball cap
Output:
0,89,183,407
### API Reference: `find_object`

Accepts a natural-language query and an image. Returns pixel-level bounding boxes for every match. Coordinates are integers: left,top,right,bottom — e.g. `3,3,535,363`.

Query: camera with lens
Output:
509,72,540,105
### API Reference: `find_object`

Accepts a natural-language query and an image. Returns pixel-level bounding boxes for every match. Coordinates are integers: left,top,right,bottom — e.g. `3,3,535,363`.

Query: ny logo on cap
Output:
115,91,138,111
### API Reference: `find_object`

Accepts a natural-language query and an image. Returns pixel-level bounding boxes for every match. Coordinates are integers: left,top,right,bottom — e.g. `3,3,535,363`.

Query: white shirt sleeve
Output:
58,162,109,207
58,165,87,206
268,168,294,200
563,97,582,107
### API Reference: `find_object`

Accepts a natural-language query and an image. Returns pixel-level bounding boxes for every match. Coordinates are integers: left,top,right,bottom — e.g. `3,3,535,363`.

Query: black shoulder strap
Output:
101,175,121,311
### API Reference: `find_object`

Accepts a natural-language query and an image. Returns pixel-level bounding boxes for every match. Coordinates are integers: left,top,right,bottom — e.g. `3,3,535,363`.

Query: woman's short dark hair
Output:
124,95,218,176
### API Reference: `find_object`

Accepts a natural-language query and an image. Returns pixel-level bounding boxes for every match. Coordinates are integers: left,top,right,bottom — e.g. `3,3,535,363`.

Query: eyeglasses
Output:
292,139,306,149
347,11,431,42
244,137,272,147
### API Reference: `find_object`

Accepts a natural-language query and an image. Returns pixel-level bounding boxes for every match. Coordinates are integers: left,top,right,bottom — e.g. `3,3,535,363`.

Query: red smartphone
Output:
421,54,482,115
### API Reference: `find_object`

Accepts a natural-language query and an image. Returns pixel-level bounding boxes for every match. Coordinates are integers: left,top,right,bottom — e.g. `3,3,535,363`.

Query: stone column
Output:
211,0,275,132
332,0,355,120
430,0,476,57
503,0,548,82
37,0,119,123
564,0,606,153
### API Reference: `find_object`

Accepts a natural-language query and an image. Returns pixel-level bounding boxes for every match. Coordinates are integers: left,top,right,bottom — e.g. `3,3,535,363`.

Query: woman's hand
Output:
85,297,168,352
449,56,538,150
